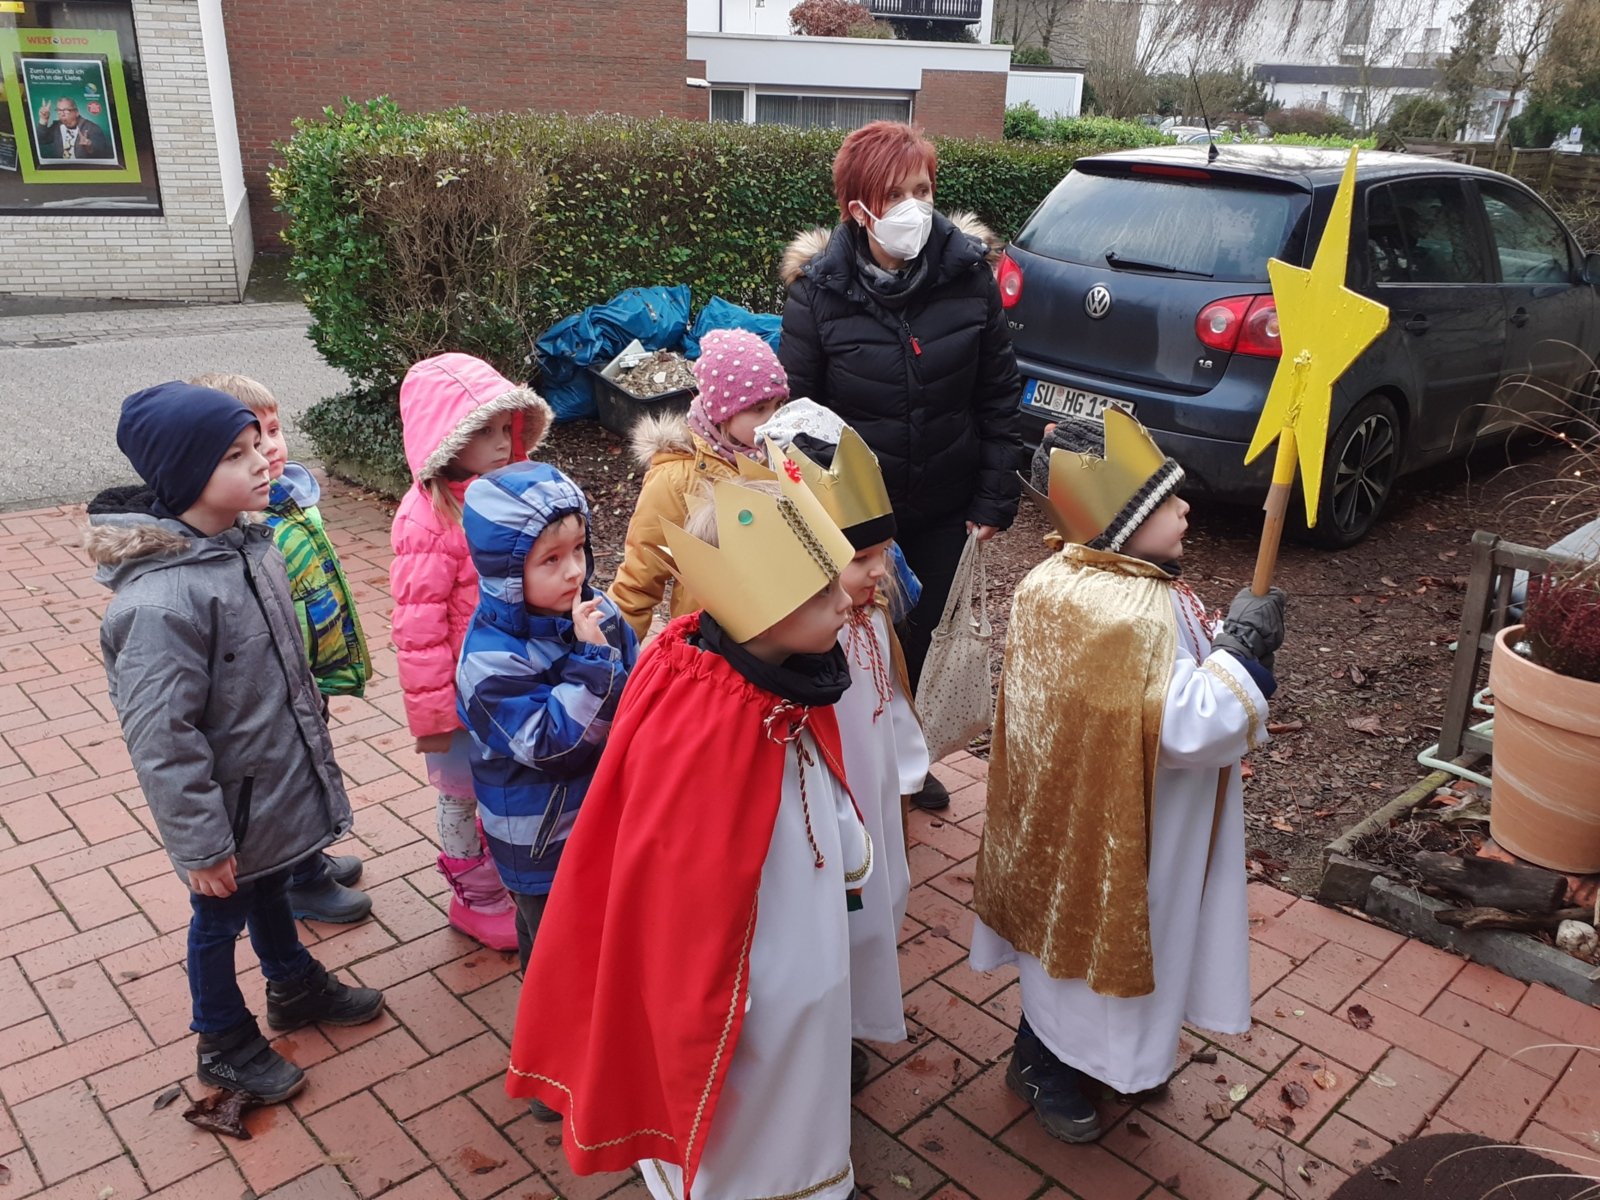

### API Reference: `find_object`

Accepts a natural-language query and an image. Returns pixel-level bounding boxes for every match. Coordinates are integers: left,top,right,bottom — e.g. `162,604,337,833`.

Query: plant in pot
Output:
1490,383,1600,876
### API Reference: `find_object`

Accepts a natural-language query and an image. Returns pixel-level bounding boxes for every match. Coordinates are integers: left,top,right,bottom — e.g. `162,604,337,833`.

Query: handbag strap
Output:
934,532,988,635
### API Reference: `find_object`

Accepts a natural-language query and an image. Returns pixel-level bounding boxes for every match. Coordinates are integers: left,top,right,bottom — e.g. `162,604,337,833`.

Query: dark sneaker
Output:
529,1098,562,1123
851,1042,871,1094
909,772,950,812
266,960,385,1031
286,875,372,924
1006,1052,1102,1143
197,1017,305,1103
324,854,364,888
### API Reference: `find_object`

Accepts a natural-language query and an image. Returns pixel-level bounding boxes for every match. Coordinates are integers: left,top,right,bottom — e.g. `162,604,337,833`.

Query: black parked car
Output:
999,144,1600,545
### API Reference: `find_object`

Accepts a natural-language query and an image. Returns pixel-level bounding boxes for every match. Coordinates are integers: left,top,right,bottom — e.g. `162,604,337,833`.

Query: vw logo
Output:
1084,284,1113,320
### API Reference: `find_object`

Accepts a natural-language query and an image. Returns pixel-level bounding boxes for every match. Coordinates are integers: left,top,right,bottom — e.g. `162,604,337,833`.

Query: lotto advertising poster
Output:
0,27,141,183
21,55,121,166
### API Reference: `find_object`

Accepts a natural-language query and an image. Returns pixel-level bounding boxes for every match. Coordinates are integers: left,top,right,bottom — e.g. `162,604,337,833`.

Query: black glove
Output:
1211,586,1287,669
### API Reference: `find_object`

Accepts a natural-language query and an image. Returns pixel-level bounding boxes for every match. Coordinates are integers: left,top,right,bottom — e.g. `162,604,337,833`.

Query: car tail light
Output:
1195,294,1280,358
998,251,1024,309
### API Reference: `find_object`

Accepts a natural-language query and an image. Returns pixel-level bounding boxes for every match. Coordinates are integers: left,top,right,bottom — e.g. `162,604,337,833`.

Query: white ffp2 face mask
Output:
858,198,933,260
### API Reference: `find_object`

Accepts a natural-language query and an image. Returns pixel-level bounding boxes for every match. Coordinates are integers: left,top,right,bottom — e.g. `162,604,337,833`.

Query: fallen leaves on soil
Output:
1206,1100,1232,1121
151,1086,182,1111
1312,1067,1339,1090
1347,1003,1375,1030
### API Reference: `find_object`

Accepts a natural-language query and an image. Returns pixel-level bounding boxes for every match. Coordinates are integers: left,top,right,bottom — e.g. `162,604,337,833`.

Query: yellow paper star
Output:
1244,149,1389,525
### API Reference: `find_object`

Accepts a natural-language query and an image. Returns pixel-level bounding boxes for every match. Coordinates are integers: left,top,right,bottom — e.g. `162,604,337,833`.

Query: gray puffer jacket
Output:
85,486,352,885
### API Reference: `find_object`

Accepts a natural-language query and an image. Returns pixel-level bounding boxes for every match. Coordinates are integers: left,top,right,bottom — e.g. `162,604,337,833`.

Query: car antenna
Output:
1190,64,1219,163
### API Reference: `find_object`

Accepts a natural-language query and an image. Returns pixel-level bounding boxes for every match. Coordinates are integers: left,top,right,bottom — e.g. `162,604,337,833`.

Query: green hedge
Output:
271,101,1119,492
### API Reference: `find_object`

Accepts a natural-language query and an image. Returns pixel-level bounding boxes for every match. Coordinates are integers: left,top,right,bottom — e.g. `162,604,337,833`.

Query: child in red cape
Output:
506,473,871,1200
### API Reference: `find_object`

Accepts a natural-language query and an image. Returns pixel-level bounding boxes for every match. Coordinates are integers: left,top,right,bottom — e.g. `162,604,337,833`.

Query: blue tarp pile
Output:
535,288,782,421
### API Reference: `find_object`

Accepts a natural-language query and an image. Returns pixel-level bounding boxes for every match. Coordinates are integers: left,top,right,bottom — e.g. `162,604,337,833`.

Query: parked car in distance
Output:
998,144,1600,545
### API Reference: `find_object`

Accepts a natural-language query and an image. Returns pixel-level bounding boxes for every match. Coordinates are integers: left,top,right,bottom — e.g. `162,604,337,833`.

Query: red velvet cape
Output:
505,613,847,1197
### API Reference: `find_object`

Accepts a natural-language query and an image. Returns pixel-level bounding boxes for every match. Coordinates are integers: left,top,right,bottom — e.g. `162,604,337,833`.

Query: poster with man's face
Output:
19,55,121,167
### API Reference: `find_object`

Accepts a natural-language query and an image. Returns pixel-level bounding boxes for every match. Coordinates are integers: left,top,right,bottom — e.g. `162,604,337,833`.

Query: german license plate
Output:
1025,379,1134,421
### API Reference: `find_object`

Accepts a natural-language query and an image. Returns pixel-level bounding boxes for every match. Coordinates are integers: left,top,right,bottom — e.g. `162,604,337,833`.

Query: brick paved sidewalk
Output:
2,480,1597,1200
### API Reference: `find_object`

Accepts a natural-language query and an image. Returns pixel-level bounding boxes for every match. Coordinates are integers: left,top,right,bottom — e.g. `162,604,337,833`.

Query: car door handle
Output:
1510,307,1530,327
1403,315,1430,335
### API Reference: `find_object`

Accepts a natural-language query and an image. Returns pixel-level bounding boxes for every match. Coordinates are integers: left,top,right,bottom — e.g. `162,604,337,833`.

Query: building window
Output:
1342,0,1374,45
710,89,745,123
1423,26,1441,51
753,93,912,130
0,0,159,215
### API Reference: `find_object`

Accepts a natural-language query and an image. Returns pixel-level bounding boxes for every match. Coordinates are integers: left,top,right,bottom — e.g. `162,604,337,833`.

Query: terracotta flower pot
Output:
1488,624,1600,873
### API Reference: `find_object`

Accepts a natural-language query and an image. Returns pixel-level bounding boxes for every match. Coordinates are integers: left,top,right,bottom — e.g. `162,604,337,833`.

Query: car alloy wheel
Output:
1306,394,1402,548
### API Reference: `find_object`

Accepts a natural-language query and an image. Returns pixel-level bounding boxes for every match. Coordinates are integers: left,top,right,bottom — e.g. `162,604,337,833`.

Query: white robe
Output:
643,727,871,1200
969,591,1265,1094
839,607,930,1044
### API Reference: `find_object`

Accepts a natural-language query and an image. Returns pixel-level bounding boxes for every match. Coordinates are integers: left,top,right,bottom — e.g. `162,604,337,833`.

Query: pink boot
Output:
438,854,518,952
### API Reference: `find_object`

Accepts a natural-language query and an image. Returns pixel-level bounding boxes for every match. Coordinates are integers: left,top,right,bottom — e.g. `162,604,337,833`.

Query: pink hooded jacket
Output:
390,354,553,738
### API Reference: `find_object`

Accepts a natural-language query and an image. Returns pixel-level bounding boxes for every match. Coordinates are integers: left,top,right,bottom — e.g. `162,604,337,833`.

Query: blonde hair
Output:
423,476,463,525
190,372,277,415
682,479,782,545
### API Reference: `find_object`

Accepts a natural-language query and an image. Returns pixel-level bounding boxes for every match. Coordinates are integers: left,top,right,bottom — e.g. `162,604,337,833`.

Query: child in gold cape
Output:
969,411,1288,1143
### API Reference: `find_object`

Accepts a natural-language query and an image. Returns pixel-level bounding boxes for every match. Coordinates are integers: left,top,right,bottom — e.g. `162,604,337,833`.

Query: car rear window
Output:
1013,169,1307,283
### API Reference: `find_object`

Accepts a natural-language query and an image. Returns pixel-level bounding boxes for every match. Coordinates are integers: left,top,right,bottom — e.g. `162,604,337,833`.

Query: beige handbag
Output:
915,532,994,763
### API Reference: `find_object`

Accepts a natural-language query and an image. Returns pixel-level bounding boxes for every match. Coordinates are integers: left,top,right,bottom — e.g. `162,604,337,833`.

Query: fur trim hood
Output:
398,353,554,487
629,410,701,468
780,210,1002,287
83,483,263,590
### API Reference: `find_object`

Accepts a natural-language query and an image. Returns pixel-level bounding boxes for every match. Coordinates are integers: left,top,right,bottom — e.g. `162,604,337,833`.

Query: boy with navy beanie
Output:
85,382,386,1103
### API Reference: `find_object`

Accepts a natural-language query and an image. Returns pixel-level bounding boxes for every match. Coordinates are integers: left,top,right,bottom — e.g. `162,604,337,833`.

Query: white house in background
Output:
1007,64,1086,117
1140,0,1529,135
685,0,1014,137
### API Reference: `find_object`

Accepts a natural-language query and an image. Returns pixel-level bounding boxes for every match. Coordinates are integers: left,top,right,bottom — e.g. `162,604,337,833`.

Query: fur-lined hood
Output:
629,409,714,468
82,483,265,591
398,353,554,487
780,210,1002,287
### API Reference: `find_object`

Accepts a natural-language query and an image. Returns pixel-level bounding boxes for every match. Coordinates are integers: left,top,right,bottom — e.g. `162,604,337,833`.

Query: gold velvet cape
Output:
972,543,1177,998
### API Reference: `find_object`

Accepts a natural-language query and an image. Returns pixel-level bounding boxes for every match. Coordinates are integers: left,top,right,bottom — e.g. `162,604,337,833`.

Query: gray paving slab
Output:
0,302,350,510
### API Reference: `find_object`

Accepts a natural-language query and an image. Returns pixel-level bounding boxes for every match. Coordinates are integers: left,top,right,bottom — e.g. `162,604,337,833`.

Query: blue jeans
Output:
187,868,313,1035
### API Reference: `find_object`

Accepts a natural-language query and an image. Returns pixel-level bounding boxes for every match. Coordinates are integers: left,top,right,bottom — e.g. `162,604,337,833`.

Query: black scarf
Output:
851,225,930,309
697,613,851,708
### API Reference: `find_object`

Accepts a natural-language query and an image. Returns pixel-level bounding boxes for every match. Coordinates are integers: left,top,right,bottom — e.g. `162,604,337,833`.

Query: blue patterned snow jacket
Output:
456,462,638,895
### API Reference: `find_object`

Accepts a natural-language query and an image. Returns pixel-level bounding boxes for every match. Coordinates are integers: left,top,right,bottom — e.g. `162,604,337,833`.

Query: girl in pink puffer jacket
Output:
391,354,553,951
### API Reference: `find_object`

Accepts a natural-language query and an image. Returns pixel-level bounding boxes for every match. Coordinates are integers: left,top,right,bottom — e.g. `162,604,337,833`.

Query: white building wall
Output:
0,0,248,301
1007,69,1084,117
690,30,1011,89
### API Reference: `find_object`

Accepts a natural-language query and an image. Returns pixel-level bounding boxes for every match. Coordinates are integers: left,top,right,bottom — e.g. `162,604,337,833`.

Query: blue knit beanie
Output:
116,382,259,518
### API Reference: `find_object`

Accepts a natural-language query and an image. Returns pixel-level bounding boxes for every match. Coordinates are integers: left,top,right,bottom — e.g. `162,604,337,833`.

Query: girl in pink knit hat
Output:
609,329,789,638
687,328,790,462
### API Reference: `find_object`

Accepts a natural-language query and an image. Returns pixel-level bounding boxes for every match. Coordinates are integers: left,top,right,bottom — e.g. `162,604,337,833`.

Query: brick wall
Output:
915,69,1008,140
223,0,694,247
0,2,247,302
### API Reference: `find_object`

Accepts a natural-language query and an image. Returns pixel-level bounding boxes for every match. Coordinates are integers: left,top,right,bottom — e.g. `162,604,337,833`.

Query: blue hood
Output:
462,461,593,613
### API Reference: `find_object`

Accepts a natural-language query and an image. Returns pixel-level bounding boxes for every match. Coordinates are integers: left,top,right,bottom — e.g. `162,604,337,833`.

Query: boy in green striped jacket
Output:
193,375,374,925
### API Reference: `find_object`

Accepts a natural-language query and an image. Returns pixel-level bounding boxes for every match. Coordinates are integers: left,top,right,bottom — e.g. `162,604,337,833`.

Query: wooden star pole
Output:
1243,149,1390,596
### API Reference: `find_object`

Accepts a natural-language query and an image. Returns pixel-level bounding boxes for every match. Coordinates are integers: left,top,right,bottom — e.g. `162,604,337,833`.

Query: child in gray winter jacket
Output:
86,382,386,1104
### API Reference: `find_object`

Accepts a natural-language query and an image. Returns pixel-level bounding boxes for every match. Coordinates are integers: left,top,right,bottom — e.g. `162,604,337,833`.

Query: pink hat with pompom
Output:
690,329,789,422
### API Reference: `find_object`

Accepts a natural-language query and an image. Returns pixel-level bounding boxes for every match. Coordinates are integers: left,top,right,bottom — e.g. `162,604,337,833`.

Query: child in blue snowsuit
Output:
455,461,638,975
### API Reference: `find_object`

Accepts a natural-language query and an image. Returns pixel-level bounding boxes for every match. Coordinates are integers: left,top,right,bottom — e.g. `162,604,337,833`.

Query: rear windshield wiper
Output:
1104,249,1212,277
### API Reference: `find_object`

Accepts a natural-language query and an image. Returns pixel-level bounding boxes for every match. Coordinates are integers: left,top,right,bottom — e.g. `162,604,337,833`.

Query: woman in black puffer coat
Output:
778,122,1023,807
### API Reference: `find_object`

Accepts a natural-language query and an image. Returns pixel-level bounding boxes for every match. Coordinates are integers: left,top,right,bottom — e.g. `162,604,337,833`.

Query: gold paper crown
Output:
777,426,893,539
1022,408,1177,548
660,478,854,643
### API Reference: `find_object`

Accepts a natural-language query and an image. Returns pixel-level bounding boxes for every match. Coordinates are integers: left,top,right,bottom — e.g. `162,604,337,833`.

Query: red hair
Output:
831,121,938,223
